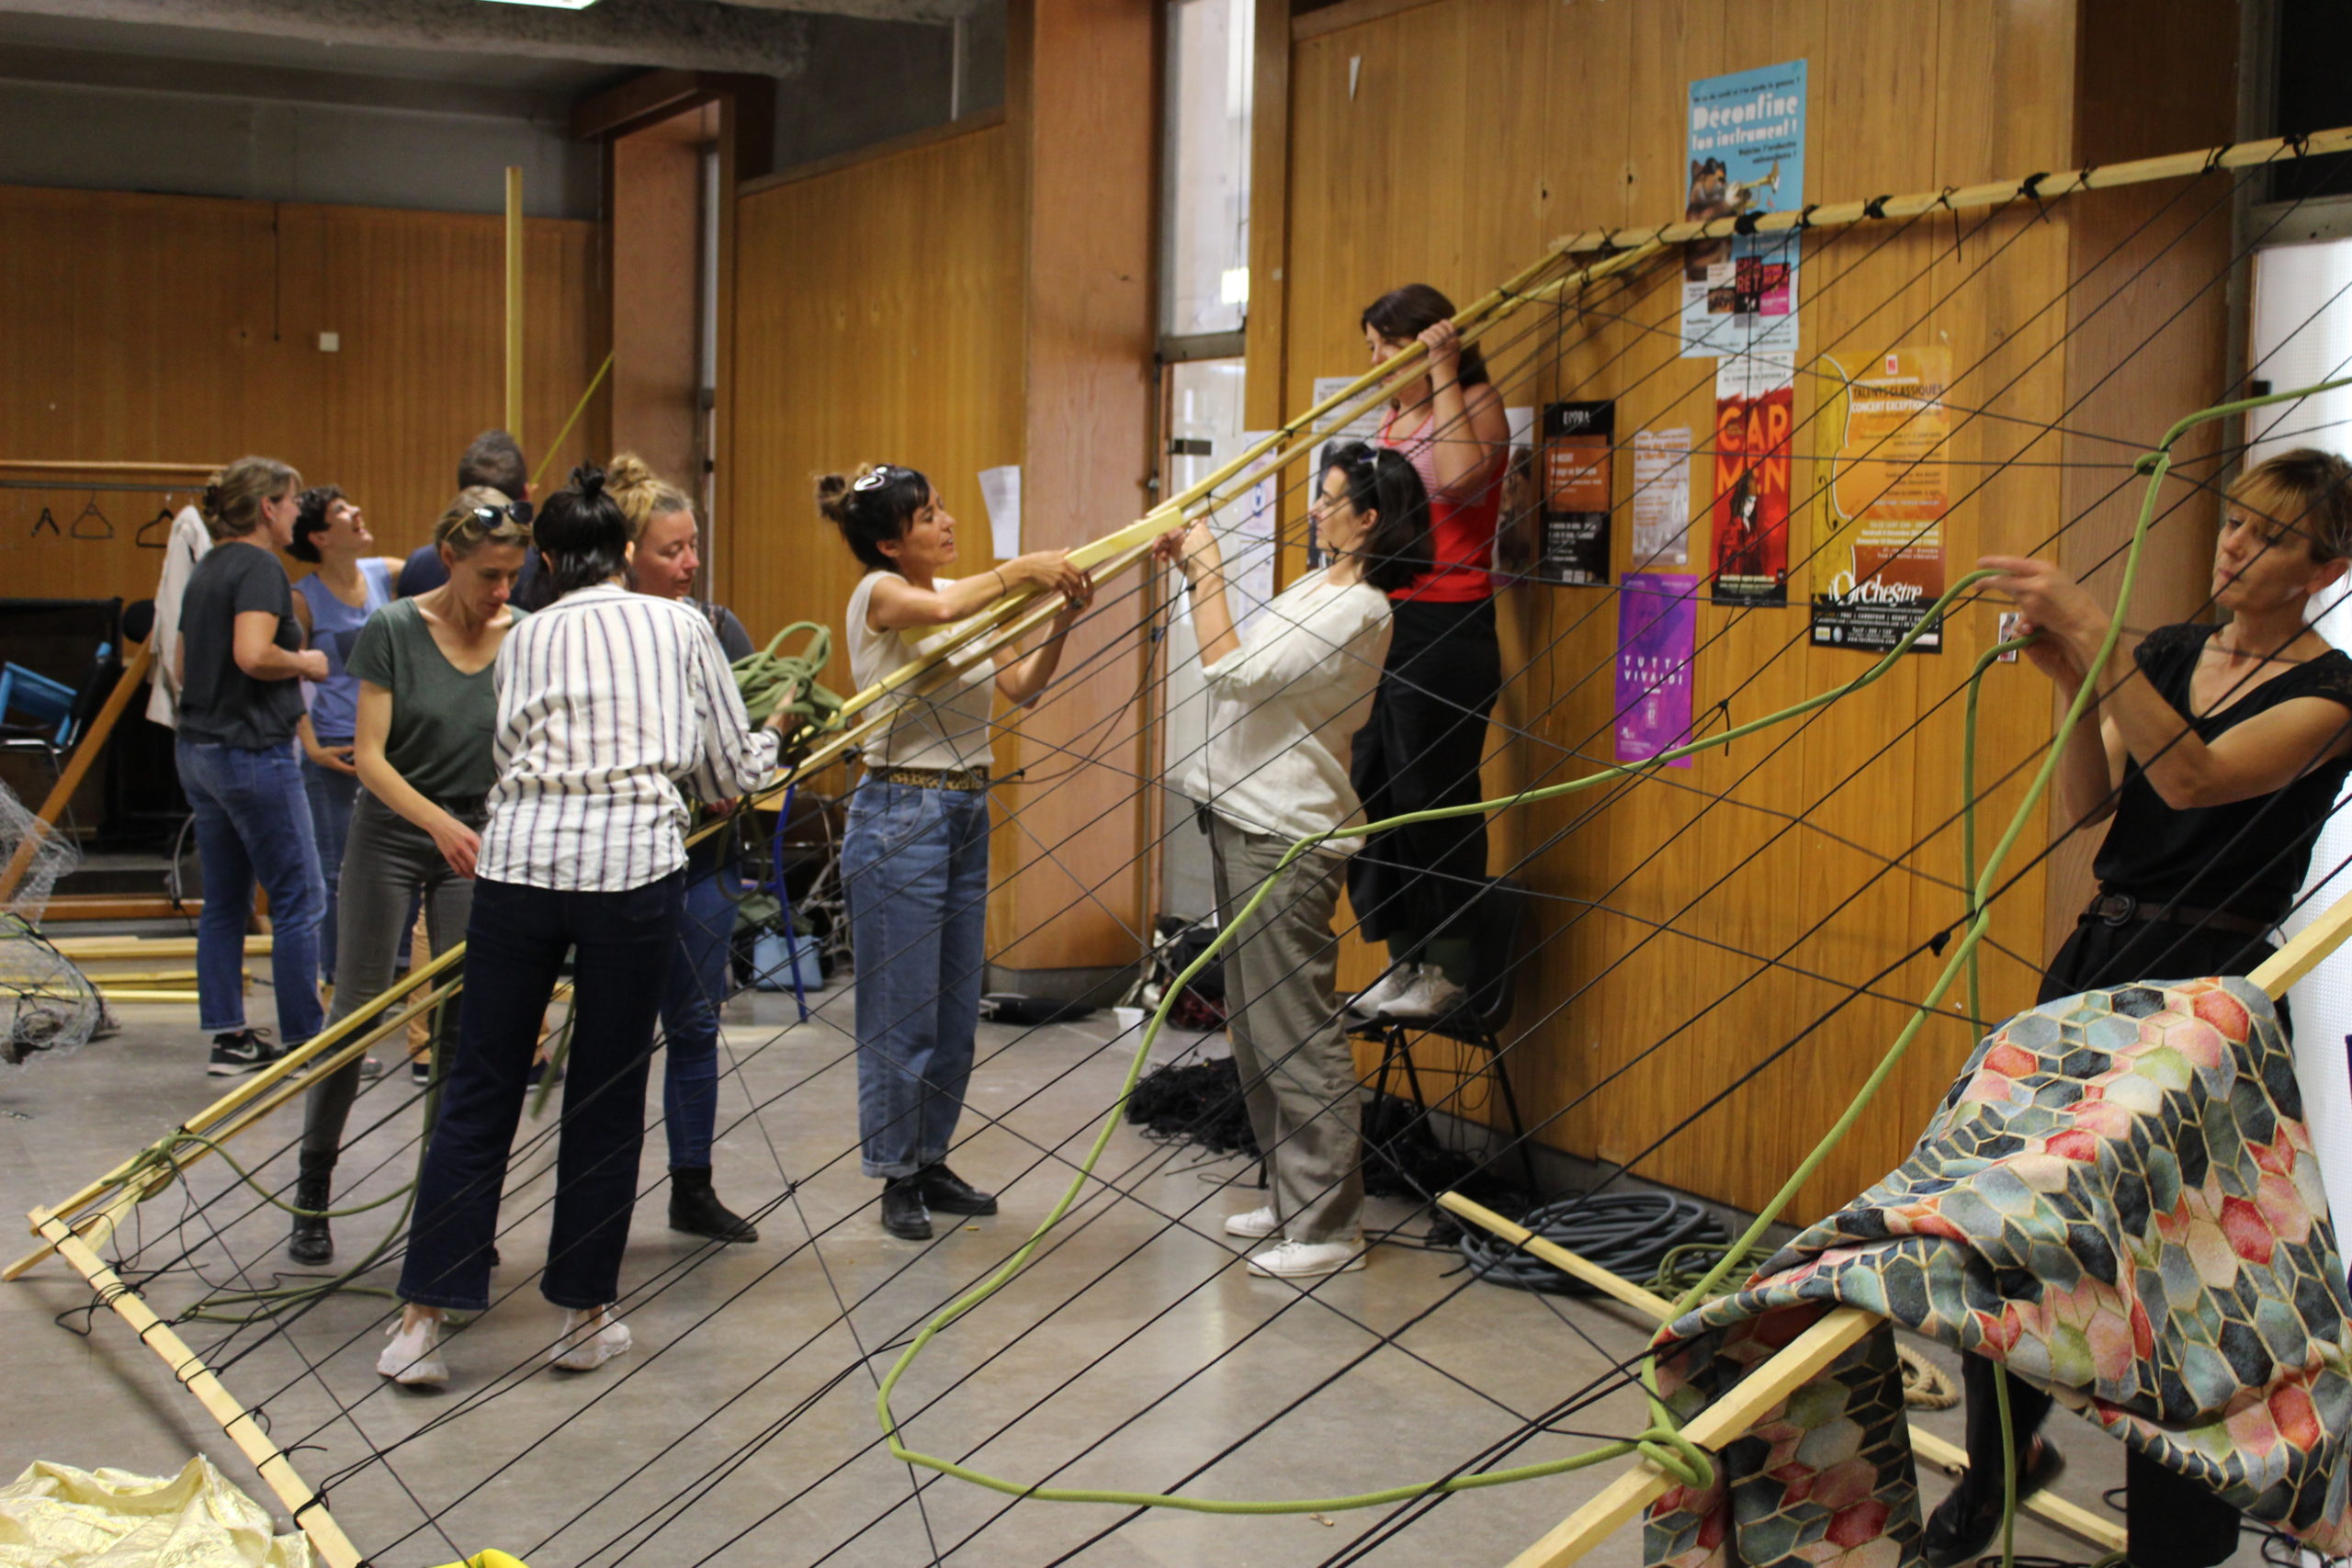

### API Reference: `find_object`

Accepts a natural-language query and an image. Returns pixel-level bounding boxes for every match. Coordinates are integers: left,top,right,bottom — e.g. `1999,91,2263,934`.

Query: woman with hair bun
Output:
288,486,402,988
176,457,331,1076
380,467,785,1389
822,463,1091,1242
1164,441,1427,1280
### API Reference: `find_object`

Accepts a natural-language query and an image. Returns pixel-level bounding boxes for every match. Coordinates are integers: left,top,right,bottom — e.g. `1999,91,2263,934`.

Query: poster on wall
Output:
1616,573,1699,768
1535,400,1615,584
1631,427,1694,568
1680,60,1808,360
1309,375,1387,446
1810,346,1952,651
1710,356,1795,605
1492,407,1542,581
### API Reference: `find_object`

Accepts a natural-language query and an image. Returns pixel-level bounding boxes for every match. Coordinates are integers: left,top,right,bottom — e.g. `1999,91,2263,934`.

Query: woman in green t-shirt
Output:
288,488,532,1264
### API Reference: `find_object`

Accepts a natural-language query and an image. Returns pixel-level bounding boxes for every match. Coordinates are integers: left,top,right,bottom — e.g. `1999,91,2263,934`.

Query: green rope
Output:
872,374,2352,1516
734,621,843,763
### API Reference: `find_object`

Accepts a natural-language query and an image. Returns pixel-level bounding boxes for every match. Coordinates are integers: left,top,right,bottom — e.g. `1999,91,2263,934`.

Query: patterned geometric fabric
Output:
1643,977,2352,1568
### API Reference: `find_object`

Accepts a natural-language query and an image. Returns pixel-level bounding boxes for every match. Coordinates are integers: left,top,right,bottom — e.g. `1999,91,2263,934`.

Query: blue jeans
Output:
660,869,737,1170
176,738,325,1044
301,745,357,983
840,779,990,1179
399,872,683,1314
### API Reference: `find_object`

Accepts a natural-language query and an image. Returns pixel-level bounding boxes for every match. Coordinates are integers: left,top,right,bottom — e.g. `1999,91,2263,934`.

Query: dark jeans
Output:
397,872,683,1314
1345,596,1501,948
660,869,736,1171
1949,907,2271,1568
175,737,324,1044
301,745,358,982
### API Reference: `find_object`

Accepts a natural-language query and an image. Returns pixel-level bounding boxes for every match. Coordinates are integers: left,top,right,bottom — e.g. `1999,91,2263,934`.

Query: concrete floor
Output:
0,984,2231,1568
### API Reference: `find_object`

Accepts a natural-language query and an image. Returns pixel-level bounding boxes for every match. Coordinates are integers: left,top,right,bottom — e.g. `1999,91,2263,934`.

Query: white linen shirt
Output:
1182,570,1393,855
144,505,211,729
478,584,779,892
844,570,998,773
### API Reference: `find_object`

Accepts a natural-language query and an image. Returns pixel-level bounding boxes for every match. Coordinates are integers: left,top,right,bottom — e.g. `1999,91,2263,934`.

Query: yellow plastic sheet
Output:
0,1456,308,1568
428,1552,530,1568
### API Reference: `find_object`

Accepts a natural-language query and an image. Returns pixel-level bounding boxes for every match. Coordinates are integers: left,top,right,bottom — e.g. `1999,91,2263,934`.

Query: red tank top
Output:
1376,407,1501,603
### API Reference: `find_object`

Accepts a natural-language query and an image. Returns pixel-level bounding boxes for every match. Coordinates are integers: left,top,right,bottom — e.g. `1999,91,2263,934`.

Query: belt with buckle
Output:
2083,889,2274,940
872,765,989,793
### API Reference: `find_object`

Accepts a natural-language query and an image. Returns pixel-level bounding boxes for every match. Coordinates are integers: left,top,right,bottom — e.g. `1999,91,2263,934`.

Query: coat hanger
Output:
136,504,173,549
70,495,113,540
30,505,59,538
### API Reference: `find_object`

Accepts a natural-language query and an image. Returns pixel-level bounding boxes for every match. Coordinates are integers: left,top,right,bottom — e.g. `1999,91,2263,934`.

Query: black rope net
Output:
28,146,2352,1568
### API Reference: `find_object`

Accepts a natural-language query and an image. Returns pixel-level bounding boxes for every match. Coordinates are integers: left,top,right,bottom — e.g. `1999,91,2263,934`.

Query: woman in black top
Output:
1930,447,2352,1568
175,457,333,1076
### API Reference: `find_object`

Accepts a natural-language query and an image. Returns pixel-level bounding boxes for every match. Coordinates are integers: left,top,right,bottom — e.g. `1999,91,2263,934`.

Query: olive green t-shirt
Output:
345,598,526,802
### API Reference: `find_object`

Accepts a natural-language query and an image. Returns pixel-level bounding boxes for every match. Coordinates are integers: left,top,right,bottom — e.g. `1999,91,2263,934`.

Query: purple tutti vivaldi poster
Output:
1616,573,1699,768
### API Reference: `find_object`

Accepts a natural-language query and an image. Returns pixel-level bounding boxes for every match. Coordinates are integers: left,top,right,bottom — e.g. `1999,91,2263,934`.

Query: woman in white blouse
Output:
1165,442,1430,1280
379,466,784,1388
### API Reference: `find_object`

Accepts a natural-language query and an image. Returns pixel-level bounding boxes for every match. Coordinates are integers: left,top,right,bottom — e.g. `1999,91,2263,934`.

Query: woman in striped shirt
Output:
379,467,784,1388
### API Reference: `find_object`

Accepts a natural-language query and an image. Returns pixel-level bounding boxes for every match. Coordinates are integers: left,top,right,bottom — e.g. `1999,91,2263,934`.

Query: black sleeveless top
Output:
2092,623,2352,922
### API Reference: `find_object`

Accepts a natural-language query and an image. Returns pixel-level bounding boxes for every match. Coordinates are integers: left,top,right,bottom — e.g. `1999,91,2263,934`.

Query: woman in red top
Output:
1347,284,1513,1020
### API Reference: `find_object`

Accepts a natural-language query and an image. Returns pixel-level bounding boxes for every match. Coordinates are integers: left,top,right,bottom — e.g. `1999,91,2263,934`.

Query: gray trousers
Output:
300,792,482,1168
1207,814,1363,1244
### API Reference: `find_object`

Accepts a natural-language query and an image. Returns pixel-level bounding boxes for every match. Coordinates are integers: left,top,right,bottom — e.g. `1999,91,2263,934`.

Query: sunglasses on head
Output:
464,502,528,528
852,465,909,492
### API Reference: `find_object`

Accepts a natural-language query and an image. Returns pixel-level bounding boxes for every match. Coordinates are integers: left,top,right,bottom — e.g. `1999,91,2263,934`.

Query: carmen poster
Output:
1710,356,1795,606
1680,60,1807,359
1616,574,1699,768
1810,346,1951,652
1536,400,1614,584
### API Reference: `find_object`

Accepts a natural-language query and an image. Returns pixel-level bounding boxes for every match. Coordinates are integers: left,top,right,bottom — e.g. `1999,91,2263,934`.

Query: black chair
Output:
1351,876,1540,1198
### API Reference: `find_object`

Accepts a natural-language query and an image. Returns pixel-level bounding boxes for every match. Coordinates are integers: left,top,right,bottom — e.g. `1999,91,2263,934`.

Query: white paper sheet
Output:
1631,427,1694,568
978,465,1021,559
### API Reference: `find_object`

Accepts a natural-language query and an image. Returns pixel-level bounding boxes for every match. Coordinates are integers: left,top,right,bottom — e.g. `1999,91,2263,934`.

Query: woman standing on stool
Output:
823,464,1091,1242
1349,284,1511,1021
379,468,782,1388
288,485,402,991
1171,442,1428,1280
175,457,330,1076
609,451,762,1246
287,489,530,1265
1941,446,2352,1568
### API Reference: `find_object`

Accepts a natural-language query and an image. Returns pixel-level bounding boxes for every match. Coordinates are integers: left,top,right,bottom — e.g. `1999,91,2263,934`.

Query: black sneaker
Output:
1922,1438,2066,1568
208,1029,284,1076
880,1176,933,1240
411,1059,432,1088
917,1163,998,1216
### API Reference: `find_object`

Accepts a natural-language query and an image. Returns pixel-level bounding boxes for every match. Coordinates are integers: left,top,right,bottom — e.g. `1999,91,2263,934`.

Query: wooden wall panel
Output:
1267,0,2233,1218
0,184,603,606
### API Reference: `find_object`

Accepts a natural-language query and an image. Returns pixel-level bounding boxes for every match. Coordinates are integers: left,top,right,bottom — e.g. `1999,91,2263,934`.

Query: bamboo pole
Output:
1434,1194,2126,1556
31,1207,364,1568
56,937,273,960
0,642,153,906
504,166,525,443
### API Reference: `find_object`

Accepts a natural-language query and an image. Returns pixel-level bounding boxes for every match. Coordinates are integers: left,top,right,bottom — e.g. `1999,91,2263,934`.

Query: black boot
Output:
669,1167,759,1244
917,1162,998,1216
880,1176,933,1240
288,1160,334,1266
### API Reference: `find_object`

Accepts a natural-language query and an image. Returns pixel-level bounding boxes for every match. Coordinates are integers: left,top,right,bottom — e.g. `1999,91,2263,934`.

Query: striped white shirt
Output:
479,583,779,892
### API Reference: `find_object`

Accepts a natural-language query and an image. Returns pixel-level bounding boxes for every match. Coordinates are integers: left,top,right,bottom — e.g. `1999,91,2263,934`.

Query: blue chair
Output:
0,642,112,776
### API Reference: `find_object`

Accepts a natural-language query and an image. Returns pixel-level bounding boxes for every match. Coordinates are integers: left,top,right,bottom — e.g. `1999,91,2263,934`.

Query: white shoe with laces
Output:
1375,968,1467,1020
377,1314,449,1388
1246,1237,1365,1279
550,1305,631,1372
1223,1204,1279,1239
1349,964,1420,1017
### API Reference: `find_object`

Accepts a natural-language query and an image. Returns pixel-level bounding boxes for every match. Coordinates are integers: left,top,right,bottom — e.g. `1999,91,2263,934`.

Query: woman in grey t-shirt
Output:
287,488,531,1266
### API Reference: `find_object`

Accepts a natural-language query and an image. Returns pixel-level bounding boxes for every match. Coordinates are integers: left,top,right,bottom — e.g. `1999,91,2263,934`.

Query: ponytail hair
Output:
202,457,302,540
818,462,933,571
605,450,694,543
1321,441,1431,593
534,466,630,597
1360,283,1488,389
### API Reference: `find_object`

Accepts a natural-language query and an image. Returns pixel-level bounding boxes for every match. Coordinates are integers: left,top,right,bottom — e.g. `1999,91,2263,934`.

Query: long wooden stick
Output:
1435,1194,2126,1556
0,459,220,474
31,1206,363,1568
0,642,153,906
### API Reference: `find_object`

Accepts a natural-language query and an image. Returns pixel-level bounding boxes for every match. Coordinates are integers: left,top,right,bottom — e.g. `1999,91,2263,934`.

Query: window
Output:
1162,0,1253,350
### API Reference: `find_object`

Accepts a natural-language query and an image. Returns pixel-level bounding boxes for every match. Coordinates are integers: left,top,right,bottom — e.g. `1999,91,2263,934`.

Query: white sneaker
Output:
1349,964,1420,1017
1246,1237,1365,1279
1223,1204,1280,1239
377,1314,449,1388
1376,968,1467,1020
550,1305,631,1372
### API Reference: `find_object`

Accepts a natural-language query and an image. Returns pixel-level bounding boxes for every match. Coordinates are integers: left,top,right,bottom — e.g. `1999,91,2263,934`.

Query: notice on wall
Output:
978,465,1021,559
1810,346,1951,652
1310,375,1387,446
1710,356,1795,606
1630,427,1694,568
1616,573,1699,769
1535,400,1614,585
1492,406,1542,579
1226,430,1280,631
1680,60,1808,360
